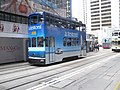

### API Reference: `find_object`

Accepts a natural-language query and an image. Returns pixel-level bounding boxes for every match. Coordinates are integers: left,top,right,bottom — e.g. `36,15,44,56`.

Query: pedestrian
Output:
95,43,99,51
89,44,92,52
97,43,99,51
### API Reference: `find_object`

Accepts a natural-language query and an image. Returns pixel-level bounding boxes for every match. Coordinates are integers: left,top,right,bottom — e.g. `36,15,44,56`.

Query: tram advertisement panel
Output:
0,38,24,63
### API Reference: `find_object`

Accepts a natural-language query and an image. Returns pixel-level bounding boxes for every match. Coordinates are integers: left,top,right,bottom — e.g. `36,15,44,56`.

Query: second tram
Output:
28,12,86,65
111,30,120,52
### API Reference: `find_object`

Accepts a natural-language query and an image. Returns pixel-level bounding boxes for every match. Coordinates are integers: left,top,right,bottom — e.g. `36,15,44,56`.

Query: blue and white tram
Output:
28,12,86,65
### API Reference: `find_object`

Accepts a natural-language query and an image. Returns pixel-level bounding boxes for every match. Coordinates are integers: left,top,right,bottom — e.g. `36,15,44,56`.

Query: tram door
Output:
49,37,55,62
80,34,83,56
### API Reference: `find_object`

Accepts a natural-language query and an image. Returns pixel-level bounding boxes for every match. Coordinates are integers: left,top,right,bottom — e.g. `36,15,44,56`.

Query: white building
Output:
72,0,120,45
90,0,120,44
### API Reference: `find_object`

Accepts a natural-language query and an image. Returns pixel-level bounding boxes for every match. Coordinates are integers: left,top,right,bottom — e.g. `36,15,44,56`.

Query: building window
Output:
102,23,111,26
91,28,100,31
91,24,100,27
101,2,111,5
91,17,100,20
101,9,111,12
101,5,111,9
101,12,111,16
91,0,99,4
101,16,111,19
91,14,100,17
91,11,100,14
91,7,99,10
91,21,100,24
102,20,111,23
91,4,99,7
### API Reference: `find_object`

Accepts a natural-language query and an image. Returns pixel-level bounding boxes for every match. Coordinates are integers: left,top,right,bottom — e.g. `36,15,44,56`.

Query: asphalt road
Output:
0,48,120,90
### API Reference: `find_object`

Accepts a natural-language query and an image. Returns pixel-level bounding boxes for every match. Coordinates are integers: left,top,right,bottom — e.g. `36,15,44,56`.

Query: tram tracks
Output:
0,65,38,76
0,49,109,74
0,51,115,90
0,50,109,74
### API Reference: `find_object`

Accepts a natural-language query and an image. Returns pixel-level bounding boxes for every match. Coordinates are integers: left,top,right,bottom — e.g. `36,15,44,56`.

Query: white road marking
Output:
26,53,120,90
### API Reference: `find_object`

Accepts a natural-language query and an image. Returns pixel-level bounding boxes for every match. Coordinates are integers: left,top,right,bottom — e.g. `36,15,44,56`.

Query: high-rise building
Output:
90,0,120,44
91,0,112,31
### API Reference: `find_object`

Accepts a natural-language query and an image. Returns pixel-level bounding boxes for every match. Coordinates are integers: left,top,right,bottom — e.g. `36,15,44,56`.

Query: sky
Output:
71,0,91,33
72,0,84,22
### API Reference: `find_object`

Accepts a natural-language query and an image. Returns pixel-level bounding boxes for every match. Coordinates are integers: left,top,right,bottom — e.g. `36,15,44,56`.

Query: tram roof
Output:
29,12,85,26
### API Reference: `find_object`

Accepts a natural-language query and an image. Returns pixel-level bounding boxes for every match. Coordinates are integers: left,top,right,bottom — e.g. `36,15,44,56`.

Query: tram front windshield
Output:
29,15,44,25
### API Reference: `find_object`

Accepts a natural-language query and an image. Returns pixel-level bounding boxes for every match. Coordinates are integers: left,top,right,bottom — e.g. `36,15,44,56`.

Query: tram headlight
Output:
40,59,44,62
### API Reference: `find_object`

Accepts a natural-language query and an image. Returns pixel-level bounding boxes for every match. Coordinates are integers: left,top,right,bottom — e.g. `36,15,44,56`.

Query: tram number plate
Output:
31,31,36,35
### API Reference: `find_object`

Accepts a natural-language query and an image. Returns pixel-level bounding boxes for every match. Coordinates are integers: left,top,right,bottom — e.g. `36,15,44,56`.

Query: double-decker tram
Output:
111,30,120,52
28,12,86,65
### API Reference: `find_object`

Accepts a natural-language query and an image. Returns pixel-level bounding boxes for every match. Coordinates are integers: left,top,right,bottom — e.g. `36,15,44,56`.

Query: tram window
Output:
63,37,67,46
118,41,120,45
67,38,71,46
114,41,118,45
45,37,49,47
66,21,71,29
71,23,76,30
30,15,38,25
37,37,44,47
61,19,66,28
39,16,44,24
45,17,50,26
76,38,79,46
71,38,74,46
114,32,118,36
50,37,54,47
112,41,115,45
32,37,36,47
73,38,76,46
28,38,31,47
45,15,50,26
49,18,54,27
76,24,80,30
54,18,60,27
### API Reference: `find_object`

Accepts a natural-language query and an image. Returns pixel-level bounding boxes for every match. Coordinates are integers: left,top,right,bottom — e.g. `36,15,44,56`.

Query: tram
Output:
111,30,120,52
28,12,86,65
